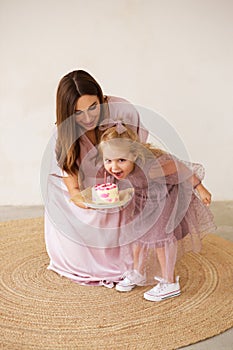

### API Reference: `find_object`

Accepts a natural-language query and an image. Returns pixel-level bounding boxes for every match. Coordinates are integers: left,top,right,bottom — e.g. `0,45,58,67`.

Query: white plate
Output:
71,187,134,209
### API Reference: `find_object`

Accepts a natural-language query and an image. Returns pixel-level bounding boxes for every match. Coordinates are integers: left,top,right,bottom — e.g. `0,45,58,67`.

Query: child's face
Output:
102,143,135,180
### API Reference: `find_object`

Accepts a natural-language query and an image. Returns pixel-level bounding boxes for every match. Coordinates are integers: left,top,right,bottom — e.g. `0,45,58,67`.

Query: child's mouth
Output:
112,171,124,179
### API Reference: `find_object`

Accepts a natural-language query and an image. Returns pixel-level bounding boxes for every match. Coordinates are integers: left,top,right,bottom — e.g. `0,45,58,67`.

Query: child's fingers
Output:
207,194,212,204
203,197,211,206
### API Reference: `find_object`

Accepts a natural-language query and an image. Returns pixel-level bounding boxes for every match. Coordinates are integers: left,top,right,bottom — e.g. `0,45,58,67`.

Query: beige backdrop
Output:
1,0,232,204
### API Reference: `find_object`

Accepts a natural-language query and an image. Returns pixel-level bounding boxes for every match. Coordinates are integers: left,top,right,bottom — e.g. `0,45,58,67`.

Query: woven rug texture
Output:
0,217,233,350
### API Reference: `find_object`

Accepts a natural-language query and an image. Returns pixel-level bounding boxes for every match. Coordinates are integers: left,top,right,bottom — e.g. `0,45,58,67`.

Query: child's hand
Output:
195,184,212,206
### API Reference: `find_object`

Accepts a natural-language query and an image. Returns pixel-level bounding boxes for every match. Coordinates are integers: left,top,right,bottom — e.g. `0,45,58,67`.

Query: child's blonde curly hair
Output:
99,122,165,163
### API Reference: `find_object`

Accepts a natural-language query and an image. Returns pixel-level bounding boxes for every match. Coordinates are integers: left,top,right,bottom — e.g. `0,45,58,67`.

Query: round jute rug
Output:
0,217,232,350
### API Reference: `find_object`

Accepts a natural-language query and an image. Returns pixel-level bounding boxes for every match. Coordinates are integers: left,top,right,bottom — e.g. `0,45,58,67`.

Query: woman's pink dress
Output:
44,96,148,287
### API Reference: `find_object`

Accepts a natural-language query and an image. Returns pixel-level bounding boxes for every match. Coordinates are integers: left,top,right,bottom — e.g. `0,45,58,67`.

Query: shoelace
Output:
152,276,180,292
122,270,144,284
152,283,168,292
154,276,180,284
154,276,167,283
122,271,137,283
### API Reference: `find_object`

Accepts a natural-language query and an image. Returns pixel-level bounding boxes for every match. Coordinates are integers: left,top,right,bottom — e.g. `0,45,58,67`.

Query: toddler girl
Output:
98,122,215,301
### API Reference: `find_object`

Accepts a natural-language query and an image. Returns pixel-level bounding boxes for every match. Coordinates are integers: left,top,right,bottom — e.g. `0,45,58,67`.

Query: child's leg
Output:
156,240,177,283
115,243,145,292
144,241,180,301
133,243,140,271
156,247,169,280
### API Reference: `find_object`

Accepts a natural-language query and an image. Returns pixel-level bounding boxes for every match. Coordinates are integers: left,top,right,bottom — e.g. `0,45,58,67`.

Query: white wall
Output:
1,0,232,204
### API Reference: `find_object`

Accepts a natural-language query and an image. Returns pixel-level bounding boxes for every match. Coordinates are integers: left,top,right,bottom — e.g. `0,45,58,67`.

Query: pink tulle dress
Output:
115,151,216,284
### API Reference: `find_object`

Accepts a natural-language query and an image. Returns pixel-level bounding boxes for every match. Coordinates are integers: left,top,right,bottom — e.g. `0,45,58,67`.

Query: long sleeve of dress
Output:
147,153,204,188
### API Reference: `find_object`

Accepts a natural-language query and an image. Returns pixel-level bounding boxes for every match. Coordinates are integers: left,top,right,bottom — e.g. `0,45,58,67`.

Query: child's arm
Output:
149,157,201,185
149,154,208,188
194,182,212,206
63,174,88,209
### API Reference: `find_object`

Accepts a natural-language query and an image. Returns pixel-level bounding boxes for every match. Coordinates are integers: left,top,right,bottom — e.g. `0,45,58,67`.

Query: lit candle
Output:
104,171,107,184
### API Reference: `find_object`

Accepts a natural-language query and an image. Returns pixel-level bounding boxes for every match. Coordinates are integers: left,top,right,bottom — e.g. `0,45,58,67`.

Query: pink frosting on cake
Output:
92,183,119,204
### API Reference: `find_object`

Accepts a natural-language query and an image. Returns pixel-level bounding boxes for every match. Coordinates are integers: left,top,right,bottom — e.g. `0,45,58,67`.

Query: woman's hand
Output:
69,191,94,209
70,196,96,210
63,174,93,209
195,183,212,206
71,199,89,209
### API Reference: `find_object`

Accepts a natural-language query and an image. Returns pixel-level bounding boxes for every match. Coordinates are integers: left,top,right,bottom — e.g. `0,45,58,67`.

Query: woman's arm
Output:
63,174,88,209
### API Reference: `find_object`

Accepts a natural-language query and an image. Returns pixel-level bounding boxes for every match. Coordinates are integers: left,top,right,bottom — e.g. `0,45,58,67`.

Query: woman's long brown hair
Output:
55,70,107,175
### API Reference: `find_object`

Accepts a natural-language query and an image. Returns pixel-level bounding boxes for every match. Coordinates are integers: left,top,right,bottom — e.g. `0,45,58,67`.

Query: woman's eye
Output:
119,159,126,163
89,104,97,111
104,159,111,164
75,111,82,116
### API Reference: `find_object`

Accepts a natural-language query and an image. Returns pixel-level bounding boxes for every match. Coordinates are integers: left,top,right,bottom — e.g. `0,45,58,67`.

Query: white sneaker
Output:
116,270,146,292
144,276,181,301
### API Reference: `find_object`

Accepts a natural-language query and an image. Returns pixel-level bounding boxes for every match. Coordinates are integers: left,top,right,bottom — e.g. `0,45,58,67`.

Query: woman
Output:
44,70,148,287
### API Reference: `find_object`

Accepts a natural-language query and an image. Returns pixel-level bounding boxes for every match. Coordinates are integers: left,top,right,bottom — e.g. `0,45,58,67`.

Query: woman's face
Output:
75,95,101,131
102,143,135,180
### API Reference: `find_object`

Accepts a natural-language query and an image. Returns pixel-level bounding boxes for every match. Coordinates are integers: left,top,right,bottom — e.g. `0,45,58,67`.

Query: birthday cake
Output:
92,183,119,204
